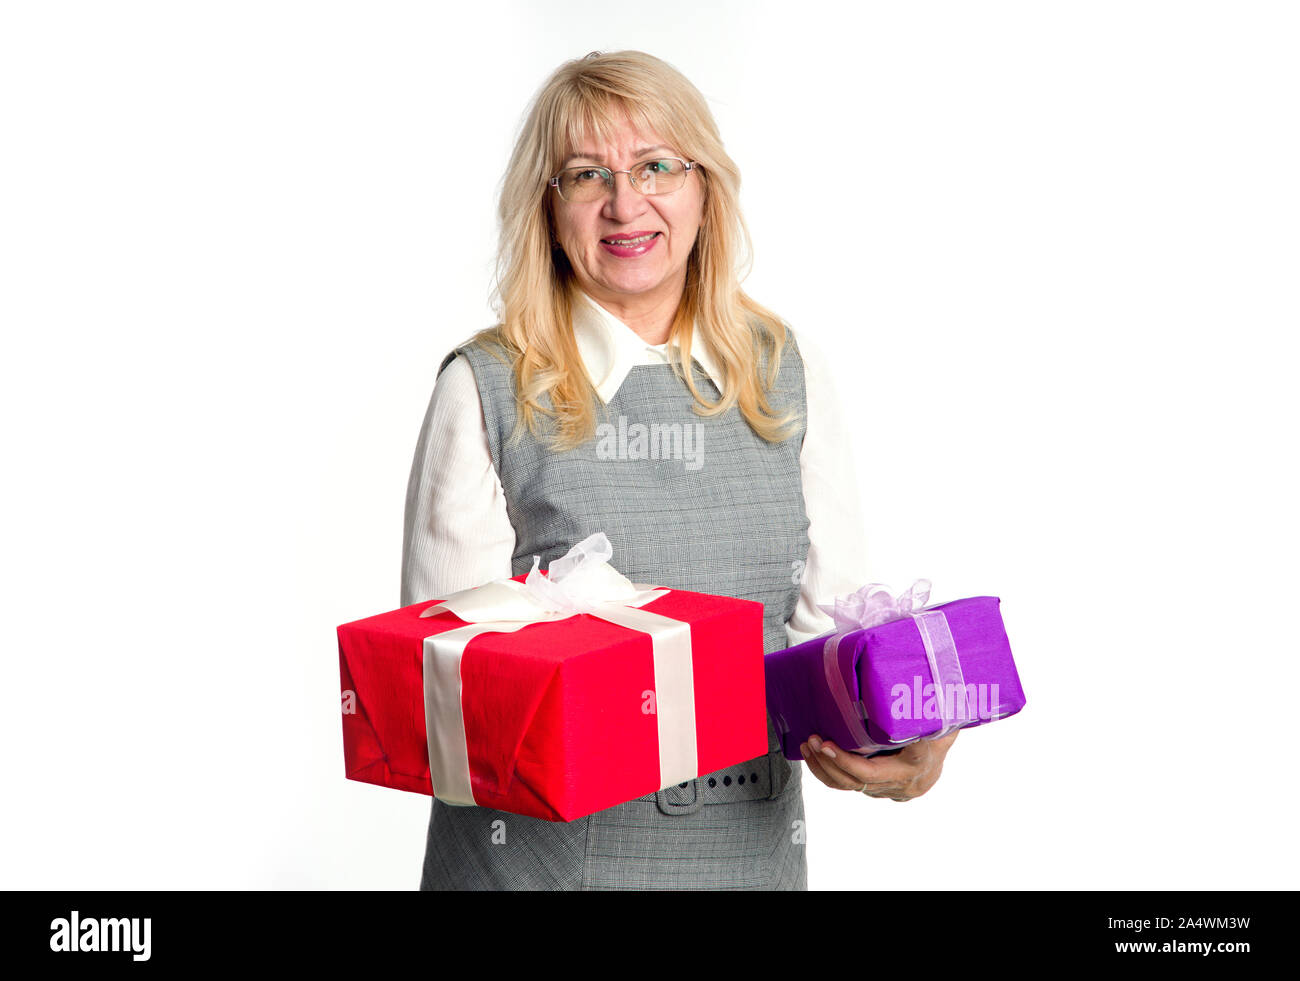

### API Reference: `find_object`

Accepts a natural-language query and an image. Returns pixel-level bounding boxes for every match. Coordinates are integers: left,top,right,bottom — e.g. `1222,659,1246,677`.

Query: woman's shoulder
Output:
738,300,806,361
434,350,476,392
439,325,509,371
783,323,830,381
417,355,485,442
743,310,818,387
747,316,841,425
435,329,520,401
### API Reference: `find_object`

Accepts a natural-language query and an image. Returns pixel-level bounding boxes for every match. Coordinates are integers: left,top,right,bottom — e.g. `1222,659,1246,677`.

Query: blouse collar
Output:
571,289,723,404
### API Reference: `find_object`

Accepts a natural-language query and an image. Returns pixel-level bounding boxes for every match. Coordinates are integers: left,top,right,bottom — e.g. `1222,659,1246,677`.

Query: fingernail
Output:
821,745,837,759
809,735,822,752
800,743,810,758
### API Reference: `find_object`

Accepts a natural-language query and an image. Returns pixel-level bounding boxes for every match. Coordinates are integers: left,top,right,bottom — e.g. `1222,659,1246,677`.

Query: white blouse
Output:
401,289,871,648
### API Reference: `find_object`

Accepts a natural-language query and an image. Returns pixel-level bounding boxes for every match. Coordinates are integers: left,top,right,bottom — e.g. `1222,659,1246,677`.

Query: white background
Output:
2,1,1296,889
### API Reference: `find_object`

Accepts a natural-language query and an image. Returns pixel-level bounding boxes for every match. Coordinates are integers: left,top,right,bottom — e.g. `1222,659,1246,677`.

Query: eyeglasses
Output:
549,156,698,203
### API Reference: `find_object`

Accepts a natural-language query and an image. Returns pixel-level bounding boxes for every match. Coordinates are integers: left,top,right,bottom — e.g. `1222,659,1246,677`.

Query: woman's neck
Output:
577,280,684,346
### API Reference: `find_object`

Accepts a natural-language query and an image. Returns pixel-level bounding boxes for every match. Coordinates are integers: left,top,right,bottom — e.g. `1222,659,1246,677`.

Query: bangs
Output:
550,90,682,171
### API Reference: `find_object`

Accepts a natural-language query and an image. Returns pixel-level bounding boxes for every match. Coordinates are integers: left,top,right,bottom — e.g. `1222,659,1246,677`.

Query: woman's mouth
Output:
599,231,661,257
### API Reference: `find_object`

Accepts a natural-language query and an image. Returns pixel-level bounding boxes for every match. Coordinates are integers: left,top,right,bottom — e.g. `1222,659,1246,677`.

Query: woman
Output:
401,50,957,890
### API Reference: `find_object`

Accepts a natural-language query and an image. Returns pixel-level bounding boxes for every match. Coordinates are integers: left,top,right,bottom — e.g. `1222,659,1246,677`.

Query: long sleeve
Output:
400,354,516,608
785,330,872,647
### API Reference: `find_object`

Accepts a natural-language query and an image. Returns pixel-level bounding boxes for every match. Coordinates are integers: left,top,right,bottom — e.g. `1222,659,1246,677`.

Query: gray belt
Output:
632,748,794,816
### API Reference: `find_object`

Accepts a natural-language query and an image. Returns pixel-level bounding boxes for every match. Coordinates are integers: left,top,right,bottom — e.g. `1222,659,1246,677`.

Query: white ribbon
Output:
817,579,970,747
418,532,698,805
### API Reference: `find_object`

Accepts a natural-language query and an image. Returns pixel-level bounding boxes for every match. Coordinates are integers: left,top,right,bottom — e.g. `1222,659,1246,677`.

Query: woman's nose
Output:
602,171,647,222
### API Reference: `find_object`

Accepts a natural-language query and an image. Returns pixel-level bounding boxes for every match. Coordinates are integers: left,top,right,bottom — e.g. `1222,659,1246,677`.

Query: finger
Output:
936,729,960,750
811,740,899,787
888,731,958,780
800,741,865,791
811,738,924,787
883,740,953,801
810,740,910,796
851,745,934,785
799,742,836,787
807,736,883,789
909,729,958,759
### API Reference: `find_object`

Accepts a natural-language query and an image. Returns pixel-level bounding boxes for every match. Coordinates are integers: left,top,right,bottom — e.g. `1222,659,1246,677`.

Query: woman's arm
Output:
786,329,872,647
400,354,516,607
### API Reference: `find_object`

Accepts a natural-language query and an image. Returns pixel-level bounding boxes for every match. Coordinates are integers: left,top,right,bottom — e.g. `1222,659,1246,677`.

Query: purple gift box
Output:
765,585,1026,760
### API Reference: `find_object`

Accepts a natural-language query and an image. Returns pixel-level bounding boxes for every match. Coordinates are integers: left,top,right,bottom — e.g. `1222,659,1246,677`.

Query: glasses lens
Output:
558,167,609,202
634,159,685,196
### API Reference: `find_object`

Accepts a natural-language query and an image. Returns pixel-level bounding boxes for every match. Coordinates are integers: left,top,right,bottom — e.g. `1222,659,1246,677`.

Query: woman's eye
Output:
575,169,601,182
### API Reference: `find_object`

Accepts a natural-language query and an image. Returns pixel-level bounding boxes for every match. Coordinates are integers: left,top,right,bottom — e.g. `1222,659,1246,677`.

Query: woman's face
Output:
550,117,704,311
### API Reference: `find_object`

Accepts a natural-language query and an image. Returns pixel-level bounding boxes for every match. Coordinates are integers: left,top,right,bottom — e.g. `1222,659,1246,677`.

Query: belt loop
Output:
655,779,703,816
765,713,791,800
767,750,792,800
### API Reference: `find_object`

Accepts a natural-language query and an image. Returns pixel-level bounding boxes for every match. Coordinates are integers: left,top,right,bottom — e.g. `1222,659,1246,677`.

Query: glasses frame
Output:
548,156,698,202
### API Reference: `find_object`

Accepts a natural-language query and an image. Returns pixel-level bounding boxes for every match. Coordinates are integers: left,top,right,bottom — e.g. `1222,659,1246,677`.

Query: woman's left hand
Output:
799,730,959,801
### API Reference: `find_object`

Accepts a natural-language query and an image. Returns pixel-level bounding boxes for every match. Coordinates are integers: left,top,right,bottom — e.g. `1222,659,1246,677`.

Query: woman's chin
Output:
590,265,670,298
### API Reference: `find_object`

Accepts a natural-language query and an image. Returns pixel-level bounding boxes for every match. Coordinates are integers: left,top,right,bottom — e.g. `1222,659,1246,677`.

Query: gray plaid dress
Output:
418,328,812,890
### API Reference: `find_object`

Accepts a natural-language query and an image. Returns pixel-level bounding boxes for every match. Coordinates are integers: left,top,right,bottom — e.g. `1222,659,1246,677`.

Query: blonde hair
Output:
467,49,800,452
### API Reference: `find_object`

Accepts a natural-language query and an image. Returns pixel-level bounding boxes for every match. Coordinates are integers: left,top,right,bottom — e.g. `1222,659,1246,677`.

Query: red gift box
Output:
337,547,767,822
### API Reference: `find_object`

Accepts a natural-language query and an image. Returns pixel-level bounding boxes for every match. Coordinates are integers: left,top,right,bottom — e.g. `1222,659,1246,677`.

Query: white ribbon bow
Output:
419,531,664,623
418,532,698,807
816,579,933,632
